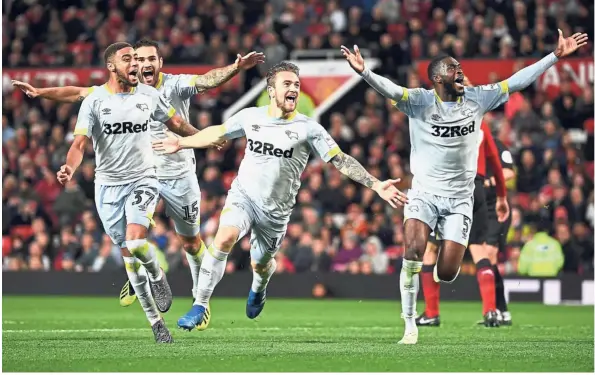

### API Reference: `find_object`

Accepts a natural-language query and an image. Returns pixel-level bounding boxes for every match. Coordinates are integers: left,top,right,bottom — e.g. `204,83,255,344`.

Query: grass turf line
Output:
2,296,593,372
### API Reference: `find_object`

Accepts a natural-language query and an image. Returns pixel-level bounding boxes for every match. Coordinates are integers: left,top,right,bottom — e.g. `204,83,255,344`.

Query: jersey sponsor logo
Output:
431,121,476,138
136,103,149,111
248,139,294,158
102,108,111,115
252,125,260,132
103,120,149,135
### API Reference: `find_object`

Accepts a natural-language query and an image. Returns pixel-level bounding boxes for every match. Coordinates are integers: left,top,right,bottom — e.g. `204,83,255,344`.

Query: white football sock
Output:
123,257,160,326
185,240,206,299
400,259,422,332
127,239,161,282
251,259,277,293
193,244,228,307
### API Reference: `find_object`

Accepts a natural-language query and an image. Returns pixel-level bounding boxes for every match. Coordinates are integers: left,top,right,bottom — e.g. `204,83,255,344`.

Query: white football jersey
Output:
223,106,341,219
74,83,176,185
394,82,509,198
150,72,200,180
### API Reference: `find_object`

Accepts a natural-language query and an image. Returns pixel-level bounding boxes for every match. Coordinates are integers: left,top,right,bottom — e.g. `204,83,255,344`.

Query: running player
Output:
483,137,515,325
152,61,408,331
417,119,509,328
57,42,204,342
341,29,588,344
12,39,264,328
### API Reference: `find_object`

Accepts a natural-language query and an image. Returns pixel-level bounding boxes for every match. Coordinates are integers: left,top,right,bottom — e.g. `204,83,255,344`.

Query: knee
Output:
252,260,272,274
214,228,238,251
126,223,147,241
404,237,426,261
485,245,498,264
180,234,202,254
436,264,460,283
423,243,439,265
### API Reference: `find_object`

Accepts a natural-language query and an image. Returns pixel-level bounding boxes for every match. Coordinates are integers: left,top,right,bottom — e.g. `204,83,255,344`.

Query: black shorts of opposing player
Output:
468,176,488,246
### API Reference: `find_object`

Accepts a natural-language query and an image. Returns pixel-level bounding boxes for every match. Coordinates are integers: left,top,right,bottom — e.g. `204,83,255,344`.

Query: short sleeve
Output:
73,97,97,138
468,82,510,113
307,121,342,162
222,110,247,139
393,88,434,118
151,93,176,124
175,74,200,100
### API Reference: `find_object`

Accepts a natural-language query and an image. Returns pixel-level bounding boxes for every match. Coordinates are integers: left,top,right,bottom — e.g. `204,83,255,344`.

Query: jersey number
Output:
266,236,284,253
182,201,199,222
132,189,156,207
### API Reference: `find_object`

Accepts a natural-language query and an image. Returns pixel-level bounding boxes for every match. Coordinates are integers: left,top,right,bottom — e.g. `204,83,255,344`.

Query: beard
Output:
275,96,296,113
115,68,138,87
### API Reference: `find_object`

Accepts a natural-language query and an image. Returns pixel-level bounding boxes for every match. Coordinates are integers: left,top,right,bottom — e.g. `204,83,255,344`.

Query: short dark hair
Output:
134,38,161,57
427,54,450,82
266,61,299,88
104,42,133,64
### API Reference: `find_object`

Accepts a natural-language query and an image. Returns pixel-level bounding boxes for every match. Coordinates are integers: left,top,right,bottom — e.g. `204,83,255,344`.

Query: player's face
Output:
440,57,464,96
272,71,300,113
135,46,163,87
111,47,139,87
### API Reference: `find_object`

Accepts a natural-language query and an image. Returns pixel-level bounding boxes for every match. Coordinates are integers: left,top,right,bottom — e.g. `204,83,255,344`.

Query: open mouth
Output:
142,69,155,81
285,94,297,104
129,69,139,81
454,76,464,89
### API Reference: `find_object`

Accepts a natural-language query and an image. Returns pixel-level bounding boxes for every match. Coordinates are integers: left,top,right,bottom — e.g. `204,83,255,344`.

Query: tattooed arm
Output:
330,152,379,189
192,52,265,92
330,152,409,207
193,64,240,92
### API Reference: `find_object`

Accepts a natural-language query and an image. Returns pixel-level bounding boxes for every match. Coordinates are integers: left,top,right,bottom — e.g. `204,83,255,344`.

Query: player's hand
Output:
152,131,181,154
373,179,409,208
212,140,227,151
56,165,73,185
340,45,365,73
12,80,39,98
554,29,589,58
235,52,266,70
495,196,510,223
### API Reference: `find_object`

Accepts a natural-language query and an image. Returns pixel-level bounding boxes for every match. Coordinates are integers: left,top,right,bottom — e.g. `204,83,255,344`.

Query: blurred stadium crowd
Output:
3,0,594,276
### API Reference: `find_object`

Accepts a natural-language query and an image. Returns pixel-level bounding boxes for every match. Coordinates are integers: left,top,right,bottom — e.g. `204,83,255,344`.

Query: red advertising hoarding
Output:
2,66,241,96
416,57,593,99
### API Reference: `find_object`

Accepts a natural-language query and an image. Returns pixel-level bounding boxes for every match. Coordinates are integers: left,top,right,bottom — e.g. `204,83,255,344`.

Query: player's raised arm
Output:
12,80,94,103
505,30,588,93
191,52,265,93
341,45,407,102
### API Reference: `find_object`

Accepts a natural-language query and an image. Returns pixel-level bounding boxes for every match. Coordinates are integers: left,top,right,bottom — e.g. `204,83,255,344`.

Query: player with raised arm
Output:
58,42,205,343
13,39,265,329
341,29,588,344
152,61,408,331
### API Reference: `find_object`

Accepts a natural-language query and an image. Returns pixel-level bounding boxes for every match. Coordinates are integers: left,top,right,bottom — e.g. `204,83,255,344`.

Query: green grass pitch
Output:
2,296,593,372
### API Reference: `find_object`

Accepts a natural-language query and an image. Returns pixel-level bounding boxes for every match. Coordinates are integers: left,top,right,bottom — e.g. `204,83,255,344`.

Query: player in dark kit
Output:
417,119,509,328
482,137,515,325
